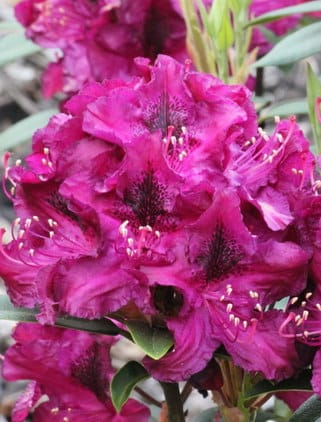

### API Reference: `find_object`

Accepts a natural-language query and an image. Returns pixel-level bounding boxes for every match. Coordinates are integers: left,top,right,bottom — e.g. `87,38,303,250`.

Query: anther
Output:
178,151,187,161
126,247,134,257
18,230,25,239
32,216,39,222
41,158,48,166
127,238,134,247
219,295,225,302
49,231,54,239
291,168,298,175
316,303,321,311
274,115,280,123
171,136,177,146
226,303,233,313
290,297,298,305
18,242,23,250
181,126,187,134
303,330,309,338
302,310,309,320
243,320,248,329
226,286,233,296
29,249,35,257
255,303,262,312
15,159,21,166
295,315,301,323
155,230,160,238
229,313,235,322
43,147,49,155
25,218,32,228
276,133,284,143
301,301,307,307
178,137,184,145
298,170,304,176
119,220,129,237
51,407,59,414
63,418,69,422
234,317,240,327
249,290,259,299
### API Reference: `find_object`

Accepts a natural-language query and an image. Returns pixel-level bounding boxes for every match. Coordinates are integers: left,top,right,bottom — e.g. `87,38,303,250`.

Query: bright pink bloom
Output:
3,323,150,422
15,0,186,95
0,55,316,383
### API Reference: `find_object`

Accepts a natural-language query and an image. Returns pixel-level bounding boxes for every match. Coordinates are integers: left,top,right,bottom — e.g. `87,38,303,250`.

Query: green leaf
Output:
0,294,126,337
126,320,173,360
247,1,321,27
110,361,149,412
0,32,41,67
260,99,308,121
0,21,24,34
245,369,313,400
253,21,321,68
306,63,321,154
289,394,321,422
0,109,57,151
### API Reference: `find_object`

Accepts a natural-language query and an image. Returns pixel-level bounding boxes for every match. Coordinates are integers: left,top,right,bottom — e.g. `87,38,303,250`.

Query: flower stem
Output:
160,382,185,422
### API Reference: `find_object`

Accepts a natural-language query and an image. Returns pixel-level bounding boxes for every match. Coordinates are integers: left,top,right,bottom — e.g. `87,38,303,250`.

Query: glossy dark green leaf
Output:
126,320,173,359
0,109,57,151
253,22,321,68
247,1,321,27
306,63,321,154
245,370,312,400
110,361,149,412
289,394,321,422
0,295,126,337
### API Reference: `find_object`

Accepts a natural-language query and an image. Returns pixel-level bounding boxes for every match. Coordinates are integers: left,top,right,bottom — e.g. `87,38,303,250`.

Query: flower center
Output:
71,343,109,403
197,225,243,282
145,92,189,137
124,170,166,227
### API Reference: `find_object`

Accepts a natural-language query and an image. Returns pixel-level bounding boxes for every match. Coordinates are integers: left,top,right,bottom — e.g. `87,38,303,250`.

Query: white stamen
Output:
119,220,129,238
226,303,233,313
255,303,262,312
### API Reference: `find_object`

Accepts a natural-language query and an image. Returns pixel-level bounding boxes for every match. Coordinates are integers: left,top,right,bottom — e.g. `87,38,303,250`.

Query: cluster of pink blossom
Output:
2,1,321,420
14,0,315,96
2,53,321,418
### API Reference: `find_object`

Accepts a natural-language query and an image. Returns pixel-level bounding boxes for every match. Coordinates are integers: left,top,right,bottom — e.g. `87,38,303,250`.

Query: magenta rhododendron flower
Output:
3,323,150,421
15,0,186,95
0,55,315,384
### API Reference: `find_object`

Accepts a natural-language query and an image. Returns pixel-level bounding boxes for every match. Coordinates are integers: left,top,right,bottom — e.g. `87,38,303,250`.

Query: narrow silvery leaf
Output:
253,22,321,67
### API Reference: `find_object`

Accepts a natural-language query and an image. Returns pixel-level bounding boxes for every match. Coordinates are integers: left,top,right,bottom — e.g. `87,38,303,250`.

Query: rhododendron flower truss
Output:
143,191,307,381
15,0,186,95
0,55,316,384
3,323,150,422
0,114,147,322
